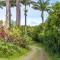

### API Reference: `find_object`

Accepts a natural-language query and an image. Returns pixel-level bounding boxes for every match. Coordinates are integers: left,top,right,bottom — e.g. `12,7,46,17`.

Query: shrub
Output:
6,26,27,48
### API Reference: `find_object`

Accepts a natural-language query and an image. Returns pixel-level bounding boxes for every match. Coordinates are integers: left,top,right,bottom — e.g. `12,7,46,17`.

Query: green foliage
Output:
27,26,38,41
32,2,60,55
21,0,31,5
32,0,50,23
8,26,27,48
0,40,28,58
6,26,33,48
0,0,16,7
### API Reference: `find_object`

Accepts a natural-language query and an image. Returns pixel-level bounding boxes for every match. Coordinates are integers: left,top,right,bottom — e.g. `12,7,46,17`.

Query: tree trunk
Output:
16,0,21,26
41,11,44,23
6,0,11,28
24,3,27,37
25,5,27,26
41,11,45,33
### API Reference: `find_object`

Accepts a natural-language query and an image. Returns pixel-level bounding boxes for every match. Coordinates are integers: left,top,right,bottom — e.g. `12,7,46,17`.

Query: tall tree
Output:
21,0,31,37
1,0,21,25
16,0,21,26
6,0,11,28
32,0,50,23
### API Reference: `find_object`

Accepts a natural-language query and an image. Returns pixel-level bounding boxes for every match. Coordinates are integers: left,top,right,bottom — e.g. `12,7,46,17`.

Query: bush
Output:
37,25,60,54
7,26,27,48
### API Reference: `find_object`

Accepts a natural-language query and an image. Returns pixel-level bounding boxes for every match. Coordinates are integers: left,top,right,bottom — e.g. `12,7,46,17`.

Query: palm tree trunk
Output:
24,3,27,37
16,0,21,26
41,11,45,33
6,0,11,28
25,5,27,26
41,11,44,23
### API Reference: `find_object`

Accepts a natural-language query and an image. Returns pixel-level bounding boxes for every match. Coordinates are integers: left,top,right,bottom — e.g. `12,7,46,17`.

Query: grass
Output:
0,40,29,60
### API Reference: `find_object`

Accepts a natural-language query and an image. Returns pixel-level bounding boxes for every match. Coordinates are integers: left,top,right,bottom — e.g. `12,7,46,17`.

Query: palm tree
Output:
32,0,50,23
1,0,21,27
21,0,31,37
6,0,11,28
21,0,30,26
16,0,21,26
0,0,16,28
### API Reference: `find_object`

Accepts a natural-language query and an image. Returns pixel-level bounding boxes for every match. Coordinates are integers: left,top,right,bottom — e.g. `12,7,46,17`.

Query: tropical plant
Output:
0,1,4,8
21,0,31,37
1,0,21,27
32,0,50,23
37,2,60,55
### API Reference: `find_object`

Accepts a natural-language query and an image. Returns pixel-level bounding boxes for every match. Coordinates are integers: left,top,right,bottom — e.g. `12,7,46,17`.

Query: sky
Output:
0,0,60,26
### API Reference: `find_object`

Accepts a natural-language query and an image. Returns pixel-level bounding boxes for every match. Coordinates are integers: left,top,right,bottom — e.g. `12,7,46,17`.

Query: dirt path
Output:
0,46,48,60
0,46,60,60
17,46,47,60
39,48,47,60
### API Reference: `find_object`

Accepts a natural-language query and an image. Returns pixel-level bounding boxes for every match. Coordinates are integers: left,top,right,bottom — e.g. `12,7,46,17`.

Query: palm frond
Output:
32,0,50,11
45,5,51,12
45,0,50,5
38,0,42,5
32,3,40,10
0,1,6,8
21,0,30,5
0,6,3,9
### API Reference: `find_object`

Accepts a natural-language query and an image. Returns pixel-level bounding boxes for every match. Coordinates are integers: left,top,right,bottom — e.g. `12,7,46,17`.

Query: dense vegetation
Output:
0,40,28,58
0,26,30,58
28,2,60,56
0,0,60,59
